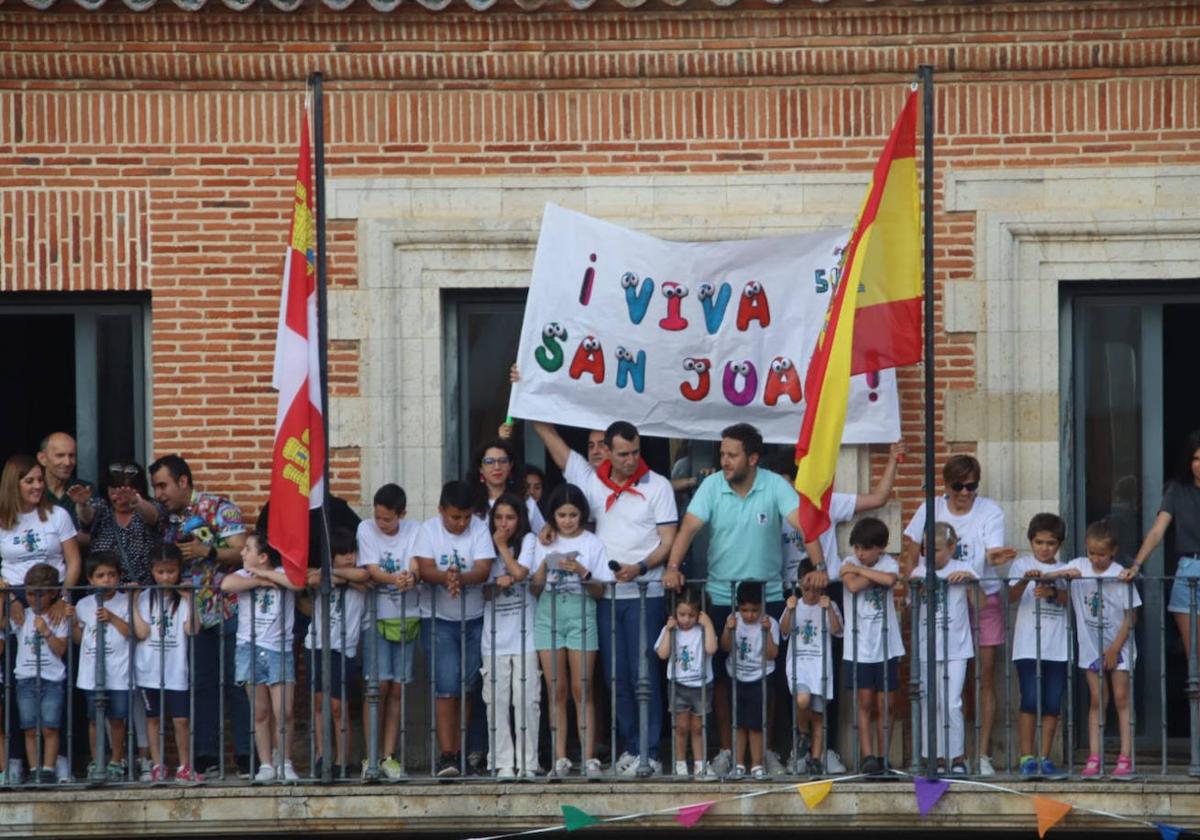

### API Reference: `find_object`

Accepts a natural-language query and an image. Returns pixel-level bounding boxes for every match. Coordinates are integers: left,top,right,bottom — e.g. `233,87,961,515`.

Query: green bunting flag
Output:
561,805,600,832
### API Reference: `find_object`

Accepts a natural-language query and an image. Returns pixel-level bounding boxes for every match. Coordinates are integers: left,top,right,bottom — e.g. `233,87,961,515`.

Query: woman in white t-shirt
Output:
0,455,81,602
470,438,546,535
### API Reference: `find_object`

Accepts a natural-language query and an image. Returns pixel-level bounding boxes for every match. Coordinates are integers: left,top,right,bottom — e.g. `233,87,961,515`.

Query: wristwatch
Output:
637,561,649,576
582,570,593,582
814,561,827,572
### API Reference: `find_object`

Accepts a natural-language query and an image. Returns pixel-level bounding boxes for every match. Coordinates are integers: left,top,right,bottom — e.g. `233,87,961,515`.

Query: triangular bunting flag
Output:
561,805,600,832
1157,824,1183,840
797,780,833,810
914,777,949,817
676,801,715,828
1032,796,1072,838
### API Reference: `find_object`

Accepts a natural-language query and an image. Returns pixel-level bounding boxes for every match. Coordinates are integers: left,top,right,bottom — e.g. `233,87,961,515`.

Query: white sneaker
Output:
55,756,70,783
520,767,540,779
254,764,277,782
496,767,515,779
613,751,636,774
751,764,767,780
978,755,995,777
764,750,786,776
698,762,719,781
620,757,663,777
675,760,689,777
825,750,847,774
7,760,22,784
550,757,572,778
710,749,733,776
585,758,603,778
282,761,299,781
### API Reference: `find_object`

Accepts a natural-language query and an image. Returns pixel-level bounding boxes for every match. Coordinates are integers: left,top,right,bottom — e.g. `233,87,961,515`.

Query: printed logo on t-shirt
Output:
255,588,276,614
782,530,804,548
16,529,41,553
440,550,465,571
757,513,768,525
863,587,886,613
798,618,817,645
1086,591,1103,619
737,636,752,660
380,551,399,574
676,646,695,673
954,540,972,562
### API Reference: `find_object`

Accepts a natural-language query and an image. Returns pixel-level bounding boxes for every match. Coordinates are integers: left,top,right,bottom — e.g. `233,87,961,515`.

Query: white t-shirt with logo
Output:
726,613,780,682
134,590,192,690
911,560,976,662
76,592,133,691
564,451,678,599
356,519,429,621
1009,554,1070,662
782,599,842,699
233,570,295,651
1066,557,1141,671
904,496,1007,596
532,531,613,597
484,533,540,657
783,492,856,583
421,515,496,622
306,585,366,655
11,610,68,682
0,507,76,587
841,553,905,663
655,623,714,688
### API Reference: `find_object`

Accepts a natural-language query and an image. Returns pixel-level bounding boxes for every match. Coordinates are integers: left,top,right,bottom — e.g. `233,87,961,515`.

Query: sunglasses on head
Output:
949,481,979,492
482,456,511,466
108,463,140,477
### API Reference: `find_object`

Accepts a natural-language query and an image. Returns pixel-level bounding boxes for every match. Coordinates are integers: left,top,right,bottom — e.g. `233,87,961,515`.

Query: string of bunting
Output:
464,770,1192,840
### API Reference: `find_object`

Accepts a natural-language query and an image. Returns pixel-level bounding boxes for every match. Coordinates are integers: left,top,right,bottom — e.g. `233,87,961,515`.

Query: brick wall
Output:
1,0,1197,522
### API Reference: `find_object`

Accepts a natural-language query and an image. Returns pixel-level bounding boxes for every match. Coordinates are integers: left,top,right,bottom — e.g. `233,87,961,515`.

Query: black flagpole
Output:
309,70,335,784
919,64,938,780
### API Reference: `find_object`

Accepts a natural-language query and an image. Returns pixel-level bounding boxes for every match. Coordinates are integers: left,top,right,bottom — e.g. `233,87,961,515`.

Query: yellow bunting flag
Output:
1032,796,1072,838
797,780,833,810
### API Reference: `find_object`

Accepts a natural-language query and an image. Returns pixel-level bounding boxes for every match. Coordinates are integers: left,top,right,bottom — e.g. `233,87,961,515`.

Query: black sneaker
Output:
805,756,824,776
333,764,348,780
861,755,884,775
436,752,460,778
37,768,57,785
311,756,325,779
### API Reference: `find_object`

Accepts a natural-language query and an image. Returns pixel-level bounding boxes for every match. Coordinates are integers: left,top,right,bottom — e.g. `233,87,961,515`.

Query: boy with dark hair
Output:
720,581,779,779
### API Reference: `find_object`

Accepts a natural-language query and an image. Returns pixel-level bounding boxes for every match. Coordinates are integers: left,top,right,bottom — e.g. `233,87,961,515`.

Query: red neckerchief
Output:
596,458,650,511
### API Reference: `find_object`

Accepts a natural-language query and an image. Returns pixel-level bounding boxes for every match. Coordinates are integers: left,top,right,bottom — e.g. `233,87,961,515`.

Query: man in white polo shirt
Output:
533,420,677,776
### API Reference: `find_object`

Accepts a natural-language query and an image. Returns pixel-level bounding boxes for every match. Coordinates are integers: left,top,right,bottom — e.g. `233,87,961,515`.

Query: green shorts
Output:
534,591,598,652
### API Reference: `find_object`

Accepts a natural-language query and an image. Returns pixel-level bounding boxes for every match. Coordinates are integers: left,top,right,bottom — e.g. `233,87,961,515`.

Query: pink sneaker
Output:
175,764,203,784
1080,754,1101,778
1112,754,1134,779
150,764,168,783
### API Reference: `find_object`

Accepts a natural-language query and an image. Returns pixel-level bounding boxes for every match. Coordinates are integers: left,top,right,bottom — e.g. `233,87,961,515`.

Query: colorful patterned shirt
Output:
161,490,246,629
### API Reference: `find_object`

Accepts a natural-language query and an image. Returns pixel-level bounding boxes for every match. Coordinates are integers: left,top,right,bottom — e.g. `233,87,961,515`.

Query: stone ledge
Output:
2,779,1195,836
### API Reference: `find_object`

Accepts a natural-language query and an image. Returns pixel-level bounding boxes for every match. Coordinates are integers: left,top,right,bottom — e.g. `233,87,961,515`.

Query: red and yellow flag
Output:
794,89,922,538
268,109,326,586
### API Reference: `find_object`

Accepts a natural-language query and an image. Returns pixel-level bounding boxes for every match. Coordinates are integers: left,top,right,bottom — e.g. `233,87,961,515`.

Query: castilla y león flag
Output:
794,89,922,539
269,111,326,586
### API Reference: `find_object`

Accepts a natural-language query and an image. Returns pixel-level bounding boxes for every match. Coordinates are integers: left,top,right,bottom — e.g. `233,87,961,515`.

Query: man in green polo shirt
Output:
663,422,824,776
38,432,93,538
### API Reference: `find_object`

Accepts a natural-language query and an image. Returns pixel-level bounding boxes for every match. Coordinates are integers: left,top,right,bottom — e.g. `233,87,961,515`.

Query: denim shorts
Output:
235,643,296,686
141,687,190,719
1169,556,1200,614
420,617,483,699
1015,659,1067,716
16,678,65,730
83,688,130,722
364,636,417,685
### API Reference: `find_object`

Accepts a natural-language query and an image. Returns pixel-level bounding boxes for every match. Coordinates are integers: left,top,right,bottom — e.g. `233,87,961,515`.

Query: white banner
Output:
508,204,900,445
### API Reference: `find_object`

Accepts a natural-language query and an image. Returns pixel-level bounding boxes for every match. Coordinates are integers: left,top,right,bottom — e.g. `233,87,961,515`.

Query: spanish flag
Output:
794,89,922,538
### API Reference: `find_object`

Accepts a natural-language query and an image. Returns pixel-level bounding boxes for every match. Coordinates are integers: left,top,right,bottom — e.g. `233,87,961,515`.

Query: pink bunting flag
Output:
914,777,949,817
676,801,715,828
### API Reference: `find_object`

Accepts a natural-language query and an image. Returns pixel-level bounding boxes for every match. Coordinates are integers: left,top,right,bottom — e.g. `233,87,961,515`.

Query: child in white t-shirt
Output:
13,563,71,785
910,523,977,775
481,494,541,779
840,517,903,775
780,557,843,776
720,581,780,780
655,586,717,779
221,531,302,782
303,527,368,779
73,551,133,782
1008,513,1069,780
132,544,198,783
1048,520,1140,778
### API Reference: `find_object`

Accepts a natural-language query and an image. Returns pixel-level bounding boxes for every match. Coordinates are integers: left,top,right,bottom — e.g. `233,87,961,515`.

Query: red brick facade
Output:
1,0,1197,520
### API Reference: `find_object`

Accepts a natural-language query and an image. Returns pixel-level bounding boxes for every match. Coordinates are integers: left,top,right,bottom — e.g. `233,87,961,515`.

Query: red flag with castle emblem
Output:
268,109,326,587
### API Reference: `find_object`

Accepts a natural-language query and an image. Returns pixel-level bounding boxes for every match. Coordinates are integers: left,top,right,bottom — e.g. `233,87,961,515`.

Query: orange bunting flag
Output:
268,108,326,587
794,88,922,539
1032,796,1072,838
797,779,833,810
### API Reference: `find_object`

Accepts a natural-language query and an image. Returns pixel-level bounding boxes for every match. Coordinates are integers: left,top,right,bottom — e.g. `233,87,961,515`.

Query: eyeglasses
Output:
949,481,980,492
482,456,511,467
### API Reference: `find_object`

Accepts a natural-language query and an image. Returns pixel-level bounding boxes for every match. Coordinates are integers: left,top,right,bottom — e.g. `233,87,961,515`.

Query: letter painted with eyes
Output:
658,282,690,331
736,280,771,331
568,336,605,384
534,322,568,373
615,346,647,394
697,282,732,335
621,272,655,326
679,357,711,402
722,360,758,407
763,356,802,406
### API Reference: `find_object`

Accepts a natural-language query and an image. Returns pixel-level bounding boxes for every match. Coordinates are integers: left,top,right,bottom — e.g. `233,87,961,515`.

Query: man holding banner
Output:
531,419,677,776
663,422,823,775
